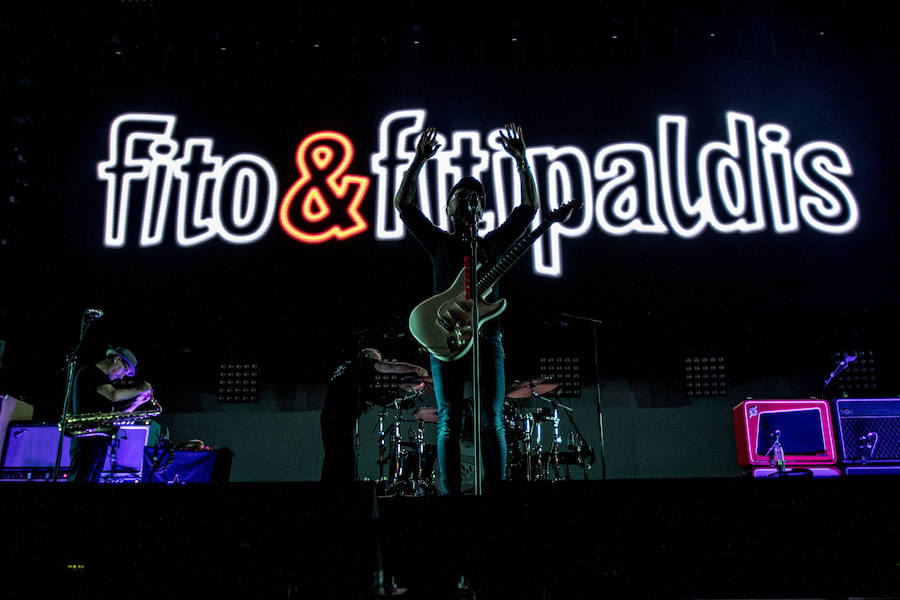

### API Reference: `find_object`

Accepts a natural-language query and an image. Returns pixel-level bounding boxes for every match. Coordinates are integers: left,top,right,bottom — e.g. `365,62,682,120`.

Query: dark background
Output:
2,0,898,418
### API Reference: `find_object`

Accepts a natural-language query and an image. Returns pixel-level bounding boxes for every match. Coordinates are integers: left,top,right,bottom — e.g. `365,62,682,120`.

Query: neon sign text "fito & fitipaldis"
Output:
98,109,857,277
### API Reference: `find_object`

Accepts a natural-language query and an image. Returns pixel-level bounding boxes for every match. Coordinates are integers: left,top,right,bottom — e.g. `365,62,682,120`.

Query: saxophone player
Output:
68,346,153,483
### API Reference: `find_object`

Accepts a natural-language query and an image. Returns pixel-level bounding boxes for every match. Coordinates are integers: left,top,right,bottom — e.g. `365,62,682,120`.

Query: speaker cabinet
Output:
733,399,837,467
1,420,160,481
1,421,70,472
99,422,161,482
0,396,33,464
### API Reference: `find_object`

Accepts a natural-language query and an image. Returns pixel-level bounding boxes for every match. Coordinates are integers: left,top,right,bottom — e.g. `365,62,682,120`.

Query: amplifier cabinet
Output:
102,422,161,475
834,398,900,464
0,396,33,465
733,400,837,467
1,420,160,480
1,421,70,470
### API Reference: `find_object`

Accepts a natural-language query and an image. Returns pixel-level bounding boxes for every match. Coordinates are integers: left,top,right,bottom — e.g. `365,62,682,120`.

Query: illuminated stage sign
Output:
97,109,858,277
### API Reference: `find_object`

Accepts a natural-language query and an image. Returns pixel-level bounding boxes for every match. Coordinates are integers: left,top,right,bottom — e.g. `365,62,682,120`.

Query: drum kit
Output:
503,378,595,482
372,376,439,497
370,373,594,496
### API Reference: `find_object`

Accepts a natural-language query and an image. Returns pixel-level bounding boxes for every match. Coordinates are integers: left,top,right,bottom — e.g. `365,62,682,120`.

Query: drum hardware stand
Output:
534,414,544,480
374,391,434,495
562,405,595,479
529,390,594,481
373,397,410,488
412,417,427,495
392,404,404,485
375,408,389,483
523,412,534,481
549,398,563,480
537,395,567,481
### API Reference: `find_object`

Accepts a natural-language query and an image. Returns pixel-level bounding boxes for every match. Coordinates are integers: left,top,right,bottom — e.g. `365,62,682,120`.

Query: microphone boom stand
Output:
819,355,854,399
558,312,607,480
53,312,96,481
592,324,607,480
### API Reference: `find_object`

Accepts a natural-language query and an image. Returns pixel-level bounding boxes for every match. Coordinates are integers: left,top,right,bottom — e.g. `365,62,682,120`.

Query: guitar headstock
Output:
547,197,583,224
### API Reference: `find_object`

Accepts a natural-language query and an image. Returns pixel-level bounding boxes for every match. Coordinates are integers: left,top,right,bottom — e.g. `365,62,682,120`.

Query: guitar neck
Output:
475,219,552,296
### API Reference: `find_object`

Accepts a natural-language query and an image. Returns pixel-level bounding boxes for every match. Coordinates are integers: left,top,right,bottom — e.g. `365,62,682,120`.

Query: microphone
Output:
837,351,858,369
463,192,482,225
84,308,104,319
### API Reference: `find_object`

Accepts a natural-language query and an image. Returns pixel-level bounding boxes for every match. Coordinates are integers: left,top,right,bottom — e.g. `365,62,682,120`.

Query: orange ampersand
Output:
279,131,370,243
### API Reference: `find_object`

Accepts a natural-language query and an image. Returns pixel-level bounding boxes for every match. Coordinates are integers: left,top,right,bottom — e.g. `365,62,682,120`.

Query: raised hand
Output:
416,127,441,162
498,122,527,163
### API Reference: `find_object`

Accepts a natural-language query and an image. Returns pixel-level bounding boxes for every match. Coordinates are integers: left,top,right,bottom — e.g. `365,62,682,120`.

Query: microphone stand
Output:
467,218,483,496
53,311,96,481
819,357,853,399
592,324,607,480
558,312,607,480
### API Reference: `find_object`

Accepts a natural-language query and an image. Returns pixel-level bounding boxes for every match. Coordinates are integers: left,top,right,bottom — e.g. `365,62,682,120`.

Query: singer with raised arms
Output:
394,123,539,495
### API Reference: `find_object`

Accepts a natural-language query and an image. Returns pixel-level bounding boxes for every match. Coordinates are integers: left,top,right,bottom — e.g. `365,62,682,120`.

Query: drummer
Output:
320,348,428,482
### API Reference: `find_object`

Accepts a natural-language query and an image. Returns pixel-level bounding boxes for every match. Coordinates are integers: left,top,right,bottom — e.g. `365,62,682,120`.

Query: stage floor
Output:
1,477,899,599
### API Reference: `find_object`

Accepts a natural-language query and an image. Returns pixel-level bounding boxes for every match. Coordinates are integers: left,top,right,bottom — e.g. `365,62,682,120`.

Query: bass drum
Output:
503,401,533,481
385,443,439,496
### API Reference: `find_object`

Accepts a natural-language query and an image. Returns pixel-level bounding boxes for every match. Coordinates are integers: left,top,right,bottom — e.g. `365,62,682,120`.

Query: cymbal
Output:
399,376,434,394
413,406,439,424
506,377,559,398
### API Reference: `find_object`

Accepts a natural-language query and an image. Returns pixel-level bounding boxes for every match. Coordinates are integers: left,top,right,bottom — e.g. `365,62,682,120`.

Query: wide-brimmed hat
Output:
106,346,137,377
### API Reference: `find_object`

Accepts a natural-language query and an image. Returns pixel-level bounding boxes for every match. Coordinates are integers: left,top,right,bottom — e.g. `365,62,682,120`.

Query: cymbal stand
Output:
413,417,427,495
534,416,544,480
376,408,389,483
390,401,405,487
561,402,595,478
548,398,562,481
529,392,570,481
523,412,534,481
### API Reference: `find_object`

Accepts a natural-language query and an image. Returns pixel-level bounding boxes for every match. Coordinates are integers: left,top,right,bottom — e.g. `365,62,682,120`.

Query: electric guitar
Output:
409,198,581,362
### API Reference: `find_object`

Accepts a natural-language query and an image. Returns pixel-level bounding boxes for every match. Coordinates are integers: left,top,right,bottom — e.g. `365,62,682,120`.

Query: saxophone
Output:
61,390,162,438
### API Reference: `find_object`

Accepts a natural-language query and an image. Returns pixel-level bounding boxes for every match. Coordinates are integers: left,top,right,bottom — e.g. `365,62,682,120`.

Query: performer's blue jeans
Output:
430,332,506,495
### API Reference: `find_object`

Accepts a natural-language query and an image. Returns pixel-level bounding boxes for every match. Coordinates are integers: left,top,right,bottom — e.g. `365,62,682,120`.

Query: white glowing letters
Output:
371,109,858,276
98,110,858,278
97,113,277,247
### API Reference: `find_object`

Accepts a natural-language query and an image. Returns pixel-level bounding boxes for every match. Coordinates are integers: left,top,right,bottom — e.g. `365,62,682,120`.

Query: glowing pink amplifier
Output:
733,399,837,467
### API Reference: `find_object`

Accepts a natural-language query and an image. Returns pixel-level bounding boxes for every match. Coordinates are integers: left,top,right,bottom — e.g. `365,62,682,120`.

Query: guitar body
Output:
409,266,507,362
408,197,580,362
